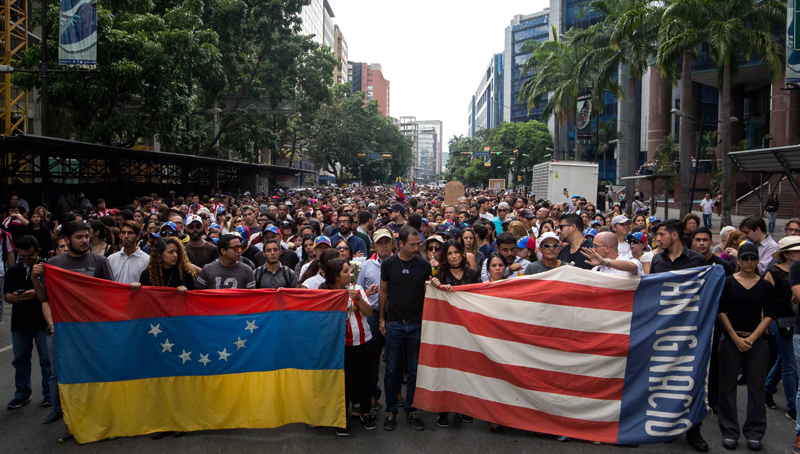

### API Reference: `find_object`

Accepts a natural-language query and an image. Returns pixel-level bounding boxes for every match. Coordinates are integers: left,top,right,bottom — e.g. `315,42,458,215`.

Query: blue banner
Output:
59,0,97,66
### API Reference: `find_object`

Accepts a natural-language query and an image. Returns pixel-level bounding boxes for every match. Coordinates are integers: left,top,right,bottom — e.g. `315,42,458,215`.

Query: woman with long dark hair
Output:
294,234,317,277
320,258,374,435
299,248,340,289
135,238,196,291
88,219,116,257
430,239,478,428
26,210,53,256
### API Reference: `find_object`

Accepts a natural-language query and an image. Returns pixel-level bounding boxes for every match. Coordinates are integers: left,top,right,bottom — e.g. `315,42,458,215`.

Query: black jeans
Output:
718,334,768,441
345,340,372,415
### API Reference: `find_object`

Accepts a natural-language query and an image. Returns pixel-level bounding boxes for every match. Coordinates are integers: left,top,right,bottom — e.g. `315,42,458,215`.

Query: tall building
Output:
299,0,324,45
322,0,335,49
503,11,551,127
468,53,504,138
333,25,348,85
348,62,391,116
400,117,443,181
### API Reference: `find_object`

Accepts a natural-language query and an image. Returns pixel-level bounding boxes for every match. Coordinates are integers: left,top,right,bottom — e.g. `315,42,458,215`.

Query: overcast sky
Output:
331,0,550,155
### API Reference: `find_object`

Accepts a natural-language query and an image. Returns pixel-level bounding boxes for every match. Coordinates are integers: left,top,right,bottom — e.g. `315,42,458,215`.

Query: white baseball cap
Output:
611,215,631,227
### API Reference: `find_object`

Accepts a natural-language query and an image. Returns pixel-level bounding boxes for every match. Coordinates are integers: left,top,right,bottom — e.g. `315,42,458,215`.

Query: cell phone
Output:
16,289,25,295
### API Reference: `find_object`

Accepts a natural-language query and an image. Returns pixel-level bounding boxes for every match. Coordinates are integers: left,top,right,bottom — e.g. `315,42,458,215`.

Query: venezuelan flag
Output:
44,265,347,443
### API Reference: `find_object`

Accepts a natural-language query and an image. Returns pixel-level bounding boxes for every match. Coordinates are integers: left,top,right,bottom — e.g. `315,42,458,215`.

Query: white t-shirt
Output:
640,251,654,264
301,273,325,289
700,199,715,215
592,257,643,276
617,242,633,260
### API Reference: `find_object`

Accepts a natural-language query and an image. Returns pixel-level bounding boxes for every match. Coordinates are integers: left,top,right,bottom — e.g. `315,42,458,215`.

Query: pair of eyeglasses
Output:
558,224,572,230
541,243,561,250
336,246,350,251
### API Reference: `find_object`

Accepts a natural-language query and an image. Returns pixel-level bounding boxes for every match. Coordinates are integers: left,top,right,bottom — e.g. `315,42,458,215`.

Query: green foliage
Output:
309,85,412,185
654,134,679,173
15,0,336,161
445,120,553,187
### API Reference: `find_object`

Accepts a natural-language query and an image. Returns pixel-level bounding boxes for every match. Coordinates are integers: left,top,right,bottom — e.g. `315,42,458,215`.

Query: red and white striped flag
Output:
414,265,725,445
2,215,21,229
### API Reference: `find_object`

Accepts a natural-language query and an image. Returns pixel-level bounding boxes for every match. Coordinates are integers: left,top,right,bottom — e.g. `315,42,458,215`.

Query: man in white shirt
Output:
108,221,150,284
699,193,715,229
611,215,633,259
581,232,642,276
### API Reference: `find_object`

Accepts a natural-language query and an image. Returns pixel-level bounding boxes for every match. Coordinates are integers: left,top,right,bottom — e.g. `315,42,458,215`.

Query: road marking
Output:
0,345,12,353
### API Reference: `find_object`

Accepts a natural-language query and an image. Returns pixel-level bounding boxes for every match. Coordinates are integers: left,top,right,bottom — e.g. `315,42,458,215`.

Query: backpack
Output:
255,265,293,289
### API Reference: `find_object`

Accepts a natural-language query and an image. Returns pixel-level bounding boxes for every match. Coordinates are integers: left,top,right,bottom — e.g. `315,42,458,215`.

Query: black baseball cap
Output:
738,243,759,260
390,202,406,216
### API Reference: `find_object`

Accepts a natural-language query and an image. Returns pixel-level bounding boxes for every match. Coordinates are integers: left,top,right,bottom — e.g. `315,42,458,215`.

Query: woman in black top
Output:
430,239,478,429
765,193,780,234
26,210,53,256
135,238,196,292
764,237,800,419
717,243,774,450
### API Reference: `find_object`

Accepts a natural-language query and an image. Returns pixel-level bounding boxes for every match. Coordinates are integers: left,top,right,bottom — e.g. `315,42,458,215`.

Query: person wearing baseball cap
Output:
262,225,299,270
491,202,511,233
235,225,263,268
184,215,218,268
517,209,538,238
584,228,598,239
516,236,537,262
717,241,774,452
611,215,632,259
386,202,407,235
524,232,566,275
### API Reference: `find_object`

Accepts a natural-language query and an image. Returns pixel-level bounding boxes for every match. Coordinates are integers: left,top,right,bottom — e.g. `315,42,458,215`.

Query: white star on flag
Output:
218,349,231,362
245,320,259,334
149,324,162,338
179,350,192,364
198,353,211,367
160,339,174,353
234,337,247,350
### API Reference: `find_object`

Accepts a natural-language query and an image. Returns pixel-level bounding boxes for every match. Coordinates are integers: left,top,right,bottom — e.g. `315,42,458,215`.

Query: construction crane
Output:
0,0,28,135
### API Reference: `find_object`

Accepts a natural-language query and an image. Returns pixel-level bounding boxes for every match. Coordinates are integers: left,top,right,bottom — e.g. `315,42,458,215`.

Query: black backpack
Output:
255,265,293,289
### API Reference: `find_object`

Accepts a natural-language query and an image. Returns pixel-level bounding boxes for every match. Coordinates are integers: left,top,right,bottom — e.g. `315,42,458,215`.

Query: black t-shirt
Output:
707,254,734,276
27,226,54,255
559,238,594,270
279,248,299,270
718,275,774,333
3,261,47,332
439,268,479,287
139,267,195,288
381,254,430,324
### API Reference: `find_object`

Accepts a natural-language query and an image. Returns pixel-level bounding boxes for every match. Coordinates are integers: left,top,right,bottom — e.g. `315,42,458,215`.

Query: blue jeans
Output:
46,334,61,414
11,330,51,401
769,211,778,235
702,213,712,229
384,321,421,415
765,321,796,412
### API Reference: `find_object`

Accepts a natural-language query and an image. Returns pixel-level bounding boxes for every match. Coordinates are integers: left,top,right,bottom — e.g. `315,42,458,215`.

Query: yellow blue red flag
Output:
44,264,347,443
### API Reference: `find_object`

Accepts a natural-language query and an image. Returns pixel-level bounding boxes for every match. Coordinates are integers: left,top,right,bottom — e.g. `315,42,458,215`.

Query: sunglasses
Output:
227,245,243,252
336,246,350,251
541,243,561,250
740,256,758,262
558,224,572,230
160,230,177,236
427,246,441,252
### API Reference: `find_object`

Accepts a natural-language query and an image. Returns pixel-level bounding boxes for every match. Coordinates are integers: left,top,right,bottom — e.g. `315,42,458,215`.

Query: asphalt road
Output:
0,315,796,454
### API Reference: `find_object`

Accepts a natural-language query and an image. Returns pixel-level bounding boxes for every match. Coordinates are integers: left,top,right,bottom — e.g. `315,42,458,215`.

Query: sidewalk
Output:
650,207,794,241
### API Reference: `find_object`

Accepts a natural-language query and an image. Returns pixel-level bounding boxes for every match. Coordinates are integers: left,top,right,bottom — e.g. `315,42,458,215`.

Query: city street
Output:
0,315,796,453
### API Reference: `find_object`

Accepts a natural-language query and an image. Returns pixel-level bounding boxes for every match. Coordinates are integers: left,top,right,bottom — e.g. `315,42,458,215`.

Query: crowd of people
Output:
1,185,799,451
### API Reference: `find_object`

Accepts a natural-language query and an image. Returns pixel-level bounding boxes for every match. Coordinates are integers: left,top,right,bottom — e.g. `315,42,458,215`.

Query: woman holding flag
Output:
321,258,374,435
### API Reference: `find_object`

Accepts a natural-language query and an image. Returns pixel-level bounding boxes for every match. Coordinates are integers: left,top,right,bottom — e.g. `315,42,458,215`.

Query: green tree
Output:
490,120,553,186
658,0,705,218
582,0,660,216
663,0,784,226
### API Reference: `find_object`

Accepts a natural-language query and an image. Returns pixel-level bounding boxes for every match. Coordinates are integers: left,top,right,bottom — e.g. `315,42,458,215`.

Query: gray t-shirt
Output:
195,260,255,289
255,264,297,289
524,260,567,275
48,253,114,280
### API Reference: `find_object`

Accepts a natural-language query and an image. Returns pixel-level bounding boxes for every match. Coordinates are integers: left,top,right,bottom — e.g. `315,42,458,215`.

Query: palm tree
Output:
519,26,622,163
659,0,705,219
664,0,784,227
581,0,660,216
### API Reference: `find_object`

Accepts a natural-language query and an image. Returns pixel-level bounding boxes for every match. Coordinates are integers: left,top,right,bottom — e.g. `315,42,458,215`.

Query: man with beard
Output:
254,239,297,289
480,232,527,282
31,221,114,443
184,215,218,268
108,221,150,284
330,212,367,257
